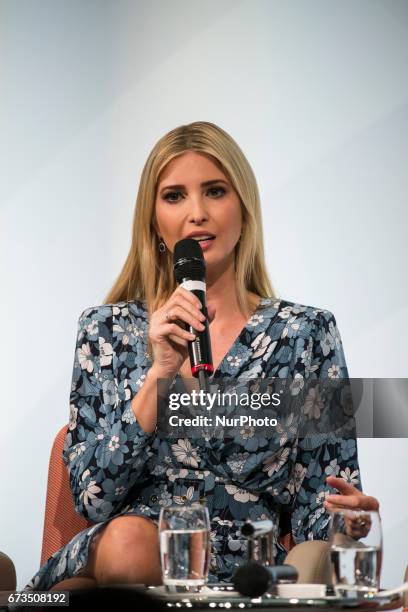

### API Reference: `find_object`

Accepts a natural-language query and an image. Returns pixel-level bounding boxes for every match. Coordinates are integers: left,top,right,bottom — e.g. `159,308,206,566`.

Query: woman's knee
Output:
102,515,158,550
87,515,161,585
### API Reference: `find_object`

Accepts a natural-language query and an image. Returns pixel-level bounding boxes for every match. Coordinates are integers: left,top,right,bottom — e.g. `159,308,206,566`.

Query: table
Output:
143,584,404,611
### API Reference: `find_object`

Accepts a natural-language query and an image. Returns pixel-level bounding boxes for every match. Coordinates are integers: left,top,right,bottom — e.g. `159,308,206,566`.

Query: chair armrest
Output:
284,540,332,584
0,551,17,590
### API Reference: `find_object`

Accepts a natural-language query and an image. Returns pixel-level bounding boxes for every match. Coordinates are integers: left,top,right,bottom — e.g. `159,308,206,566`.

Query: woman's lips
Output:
198,237,215,250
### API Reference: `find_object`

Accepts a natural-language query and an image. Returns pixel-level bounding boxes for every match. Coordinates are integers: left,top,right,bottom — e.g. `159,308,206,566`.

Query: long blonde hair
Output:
105,121,275,320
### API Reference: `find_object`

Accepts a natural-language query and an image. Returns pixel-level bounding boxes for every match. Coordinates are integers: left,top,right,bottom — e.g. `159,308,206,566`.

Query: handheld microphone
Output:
241,519,274,538
233,562,298,598
173,238,213,389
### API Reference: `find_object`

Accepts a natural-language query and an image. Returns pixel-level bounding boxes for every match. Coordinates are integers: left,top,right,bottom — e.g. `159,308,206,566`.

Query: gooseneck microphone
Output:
173,238,213,391
233,562,298,598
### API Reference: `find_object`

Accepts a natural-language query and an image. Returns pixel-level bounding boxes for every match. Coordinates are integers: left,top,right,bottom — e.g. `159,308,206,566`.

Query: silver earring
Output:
159,239,166,253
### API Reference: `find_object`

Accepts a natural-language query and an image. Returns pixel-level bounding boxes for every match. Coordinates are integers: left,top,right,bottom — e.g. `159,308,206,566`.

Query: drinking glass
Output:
329,509,382,597
159,504,211,593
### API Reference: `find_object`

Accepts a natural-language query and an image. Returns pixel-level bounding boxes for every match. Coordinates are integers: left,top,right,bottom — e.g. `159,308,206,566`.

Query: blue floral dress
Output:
26,297,361,590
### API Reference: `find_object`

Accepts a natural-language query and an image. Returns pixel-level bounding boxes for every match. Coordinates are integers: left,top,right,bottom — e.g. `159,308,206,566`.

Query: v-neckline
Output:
210,295,266,378
177,295,268,383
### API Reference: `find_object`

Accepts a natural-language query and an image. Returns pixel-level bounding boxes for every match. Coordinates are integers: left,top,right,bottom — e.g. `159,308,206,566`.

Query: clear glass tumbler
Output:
159,504,211,593
329,509,382,597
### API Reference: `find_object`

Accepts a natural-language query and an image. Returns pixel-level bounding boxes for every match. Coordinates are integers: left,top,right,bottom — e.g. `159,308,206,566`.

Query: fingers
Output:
161,323,197,344
175,287,204,311
164,288,206,329
164,304,205,333
326,476,357,495
324,494,379,512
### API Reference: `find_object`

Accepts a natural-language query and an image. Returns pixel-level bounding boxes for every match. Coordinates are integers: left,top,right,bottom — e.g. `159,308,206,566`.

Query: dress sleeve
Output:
63,307,154,523
289,310,362,544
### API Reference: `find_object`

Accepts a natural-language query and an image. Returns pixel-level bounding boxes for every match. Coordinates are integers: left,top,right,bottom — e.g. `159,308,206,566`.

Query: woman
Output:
27,121,378,591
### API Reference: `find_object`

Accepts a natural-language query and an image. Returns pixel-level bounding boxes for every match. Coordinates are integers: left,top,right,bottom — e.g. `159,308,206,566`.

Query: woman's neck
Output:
206,259,258,321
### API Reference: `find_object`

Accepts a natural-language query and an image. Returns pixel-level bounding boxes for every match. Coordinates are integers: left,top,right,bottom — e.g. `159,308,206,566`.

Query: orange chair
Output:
40,426,91,566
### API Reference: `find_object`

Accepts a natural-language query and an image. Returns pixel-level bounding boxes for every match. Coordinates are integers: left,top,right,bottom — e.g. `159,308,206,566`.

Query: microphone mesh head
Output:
232,562,270,598
173,238,203,262
173,238,205,283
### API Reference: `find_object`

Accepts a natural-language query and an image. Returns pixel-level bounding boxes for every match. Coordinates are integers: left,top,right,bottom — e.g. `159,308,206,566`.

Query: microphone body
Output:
178,278,213,377
233,562,298,598
241,519,274,538
173,239,214,380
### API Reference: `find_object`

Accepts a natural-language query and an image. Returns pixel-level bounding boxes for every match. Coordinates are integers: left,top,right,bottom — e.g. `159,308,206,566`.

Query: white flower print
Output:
240,426,255,440
293,463,307,490
278,306,293,320
56,553,67,576
68,404,78,431
309,505,325,526
316,489,330,505
321,330,335,357
227,452,249,474
328,321,341,350
171,439,201,468
325,459,340,477
251,332,271,359
122,405,136,424
301,338,313,369
287,463,307,495
174,486,195,505
69,442,86,462
70,541,80,560
159,490,173,507
108,435,120,452
132,324,144,338
99,337,113,366
80,469,101,506
262,447,290,477
225,484,259,503
304,386,324,420
340,467,360,485
136,374,146,388
84,320,98,336
166,468,189,482
290,374,304,396
328,364,341,378
121,379,132,400
249,313,264,327
78,342,94,373
227,354,242,368
281,316,301,339
263,339,277,362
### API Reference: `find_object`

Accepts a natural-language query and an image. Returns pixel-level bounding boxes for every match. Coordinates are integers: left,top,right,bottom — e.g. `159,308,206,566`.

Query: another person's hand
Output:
324,476,379,512
324,476,379,539
149,286,215,378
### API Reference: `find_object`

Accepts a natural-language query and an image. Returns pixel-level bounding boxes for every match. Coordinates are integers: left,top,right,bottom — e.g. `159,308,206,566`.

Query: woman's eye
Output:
207,186,226,198
163,191,183,202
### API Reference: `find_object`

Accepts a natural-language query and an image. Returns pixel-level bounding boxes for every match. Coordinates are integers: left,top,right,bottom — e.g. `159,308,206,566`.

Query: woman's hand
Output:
149,286,213,378
324,476,380,513
325,476,379,540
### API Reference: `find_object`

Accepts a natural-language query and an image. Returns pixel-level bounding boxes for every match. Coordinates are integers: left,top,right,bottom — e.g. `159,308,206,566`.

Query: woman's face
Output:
154,151,242,273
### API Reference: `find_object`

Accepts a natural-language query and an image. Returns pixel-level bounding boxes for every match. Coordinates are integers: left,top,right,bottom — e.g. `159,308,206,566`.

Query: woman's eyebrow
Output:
159,179,229,193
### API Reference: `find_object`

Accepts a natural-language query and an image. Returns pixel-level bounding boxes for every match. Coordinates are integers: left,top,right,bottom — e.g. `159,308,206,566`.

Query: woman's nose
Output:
188,196,209,223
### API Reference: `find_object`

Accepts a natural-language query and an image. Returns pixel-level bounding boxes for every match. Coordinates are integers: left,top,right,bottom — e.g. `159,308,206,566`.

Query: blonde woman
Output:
27,122,378,591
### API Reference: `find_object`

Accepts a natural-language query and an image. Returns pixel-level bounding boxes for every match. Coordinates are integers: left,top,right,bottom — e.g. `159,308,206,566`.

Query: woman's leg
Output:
83,515,162,586
49,577,97,591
